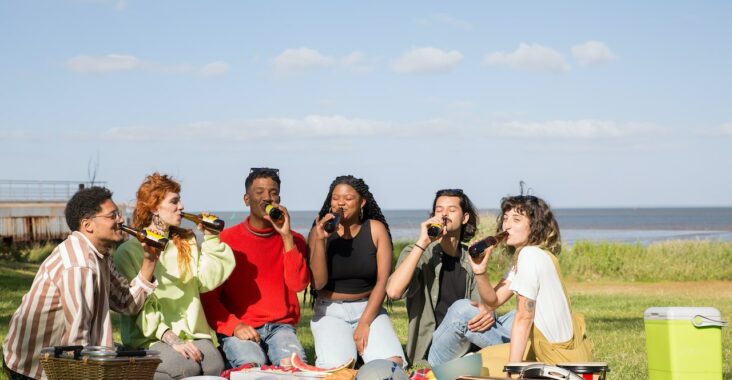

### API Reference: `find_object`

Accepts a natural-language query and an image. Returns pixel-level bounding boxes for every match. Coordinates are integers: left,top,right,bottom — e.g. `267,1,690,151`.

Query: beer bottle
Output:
119,224,169,250
265,204,284,222
181,212,225,233
468,231,509,258
427,216,448,239
324,208,343,234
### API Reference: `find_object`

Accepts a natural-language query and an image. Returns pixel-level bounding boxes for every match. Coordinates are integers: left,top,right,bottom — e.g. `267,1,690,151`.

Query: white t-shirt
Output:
504,246,573,343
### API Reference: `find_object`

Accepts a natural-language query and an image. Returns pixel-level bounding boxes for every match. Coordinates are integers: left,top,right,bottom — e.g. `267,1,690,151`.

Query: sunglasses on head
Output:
249,167,279,175
435,188,464,196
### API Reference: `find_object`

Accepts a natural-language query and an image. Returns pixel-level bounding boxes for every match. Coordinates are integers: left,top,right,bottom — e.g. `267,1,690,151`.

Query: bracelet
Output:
414,243,426,252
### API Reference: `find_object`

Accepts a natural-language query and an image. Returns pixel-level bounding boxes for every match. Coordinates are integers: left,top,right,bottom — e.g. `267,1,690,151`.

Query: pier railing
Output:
0,180,108,202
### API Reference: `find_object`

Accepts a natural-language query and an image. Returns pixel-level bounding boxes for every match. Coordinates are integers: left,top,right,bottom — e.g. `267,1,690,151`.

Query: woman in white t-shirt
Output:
470,195,590,365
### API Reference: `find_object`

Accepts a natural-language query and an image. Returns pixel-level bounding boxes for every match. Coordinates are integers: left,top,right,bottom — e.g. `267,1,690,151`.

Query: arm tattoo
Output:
526,299,536,313
161,329,183,346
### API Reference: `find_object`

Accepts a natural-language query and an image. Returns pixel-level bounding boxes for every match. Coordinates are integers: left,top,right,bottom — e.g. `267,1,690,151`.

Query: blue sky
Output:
1,1,731,211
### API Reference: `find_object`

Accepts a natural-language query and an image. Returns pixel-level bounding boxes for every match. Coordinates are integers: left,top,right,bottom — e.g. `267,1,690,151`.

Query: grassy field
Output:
2,240,731,379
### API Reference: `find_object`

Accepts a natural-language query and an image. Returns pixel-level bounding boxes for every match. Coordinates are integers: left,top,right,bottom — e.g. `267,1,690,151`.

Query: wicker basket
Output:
40,346,160,380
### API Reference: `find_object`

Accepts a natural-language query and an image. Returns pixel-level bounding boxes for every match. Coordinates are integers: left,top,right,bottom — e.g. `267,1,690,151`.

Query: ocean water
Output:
200,208,732,245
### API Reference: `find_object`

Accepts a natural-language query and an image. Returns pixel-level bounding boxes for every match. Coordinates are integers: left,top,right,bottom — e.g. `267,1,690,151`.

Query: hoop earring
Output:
152,214,166,230
359,208,364,221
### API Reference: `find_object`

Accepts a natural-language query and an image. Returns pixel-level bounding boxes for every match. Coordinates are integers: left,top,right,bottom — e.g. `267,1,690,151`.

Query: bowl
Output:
431,353,483,380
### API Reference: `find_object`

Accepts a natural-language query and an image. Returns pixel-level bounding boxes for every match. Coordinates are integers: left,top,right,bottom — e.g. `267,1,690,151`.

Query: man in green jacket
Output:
386,189,514,366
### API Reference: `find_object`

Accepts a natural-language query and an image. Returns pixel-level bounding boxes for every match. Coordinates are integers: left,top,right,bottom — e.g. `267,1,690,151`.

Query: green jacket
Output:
113,234,235,349
389,241,480,366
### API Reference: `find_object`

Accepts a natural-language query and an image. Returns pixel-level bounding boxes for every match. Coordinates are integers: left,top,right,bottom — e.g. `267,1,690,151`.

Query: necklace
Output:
244,223,276,238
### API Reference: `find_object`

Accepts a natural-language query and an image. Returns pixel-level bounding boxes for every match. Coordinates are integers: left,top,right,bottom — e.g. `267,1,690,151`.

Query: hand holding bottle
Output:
140,241,162,261
420,216,446,243
312,212,337,240
427,215,448,239
263,202,291,236
468,244,494,275
323,207,343,234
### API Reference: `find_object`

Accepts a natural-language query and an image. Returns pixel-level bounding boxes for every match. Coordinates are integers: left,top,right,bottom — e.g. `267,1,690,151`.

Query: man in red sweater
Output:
202,168,310,368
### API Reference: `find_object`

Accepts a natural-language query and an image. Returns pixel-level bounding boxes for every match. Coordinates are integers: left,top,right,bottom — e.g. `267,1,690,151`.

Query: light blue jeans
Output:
310,298,406,368
219,323,306,368
427,299,515,366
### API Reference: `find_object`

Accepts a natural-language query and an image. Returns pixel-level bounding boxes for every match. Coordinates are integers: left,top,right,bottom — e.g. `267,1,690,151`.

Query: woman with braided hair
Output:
308,175,406,368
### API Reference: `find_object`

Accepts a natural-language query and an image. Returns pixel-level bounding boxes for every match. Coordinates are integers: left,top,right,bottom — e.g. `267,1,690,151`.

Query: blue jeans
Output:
219,323,306,368
427,299,515,366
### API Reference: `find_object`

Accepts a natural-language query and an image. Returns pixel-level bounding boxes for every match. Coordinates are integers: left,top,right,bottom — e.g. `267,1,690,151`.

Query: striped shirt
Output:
2,231,156,379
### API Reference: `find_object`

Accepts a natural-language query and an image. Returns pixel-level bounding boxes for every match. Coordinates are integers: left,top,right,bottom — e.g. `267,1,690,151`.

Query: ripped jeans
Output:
219,323,306,368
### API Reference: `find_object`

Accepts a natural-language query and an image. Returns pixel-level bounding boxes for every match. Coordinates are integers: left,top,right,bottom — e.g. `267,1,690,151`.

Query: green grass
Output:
2,237,732,379
561,240,732,281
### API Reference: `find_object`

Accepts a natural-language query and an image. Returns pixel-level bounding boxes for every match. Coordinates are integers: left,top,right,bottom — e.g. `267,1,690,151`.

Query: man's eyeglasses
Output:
90,210,123,221
250,167,279,175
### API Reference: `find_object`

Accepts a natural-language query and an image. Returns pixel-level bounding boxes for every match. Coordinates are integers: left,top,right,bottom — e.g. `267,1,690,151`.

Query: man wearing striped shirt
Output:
2,187,160,380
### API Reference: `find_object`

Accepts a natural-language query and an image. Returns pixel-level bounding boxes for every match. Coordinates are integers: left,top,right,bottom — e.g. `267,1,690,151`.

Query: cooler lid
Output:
644,307,722,322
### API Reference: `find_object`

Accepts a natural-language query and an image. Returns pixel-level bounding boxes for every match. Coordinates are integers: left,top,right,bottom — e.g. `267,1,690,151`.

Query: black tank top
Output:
322,220,378,294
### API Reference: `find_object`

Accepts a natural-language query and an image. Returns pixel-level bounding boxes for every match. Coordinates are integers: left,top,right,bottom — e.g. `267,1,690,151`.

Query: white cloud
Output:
342,52,364,66
63,116,663,143
483,43,569,73
493,120,660,140
0,130,48,141
88,115,460,142
416,13,472,30
341,51,373,73
67,54,142,73
697,122,732,137
201,61,230,77
273,48,335,75
391,47,463,74
572,41,617,66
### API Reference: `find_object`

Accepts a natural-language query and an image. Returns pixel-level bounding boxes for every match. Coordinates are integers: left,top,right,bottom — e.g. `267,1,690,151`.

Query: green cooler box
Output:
644,307,726,379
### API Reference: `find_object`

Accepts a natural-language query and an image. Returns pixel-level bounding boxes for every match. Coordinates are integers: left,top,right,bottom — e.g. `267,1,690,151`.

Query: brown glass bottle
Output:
427,216,448,238
324,208,343,234
119,224,169,250
265,204,284,222
181,212,225,232
468,231,509,258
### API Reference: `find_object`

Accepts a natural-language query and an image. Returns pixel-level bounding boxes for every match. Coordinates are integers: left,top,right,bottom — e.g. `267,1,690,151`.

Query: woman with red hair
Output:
114,173,235,380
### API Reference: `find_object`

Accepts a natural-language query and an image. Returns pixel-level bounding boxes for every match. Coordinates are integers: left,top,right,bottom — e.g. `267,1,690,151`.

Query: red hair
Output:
132,173,194,277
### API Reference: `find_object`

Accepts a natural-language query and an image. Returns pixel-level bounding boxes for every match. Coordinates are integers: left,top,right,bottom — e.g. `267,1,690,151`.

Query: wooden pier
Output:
0,180,114,243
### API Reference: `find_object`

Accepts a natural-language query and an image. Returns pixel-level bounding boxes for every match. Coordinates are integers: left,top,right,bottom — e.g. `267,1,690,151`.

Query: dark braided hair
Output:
308,175,392,308
314,175,392,244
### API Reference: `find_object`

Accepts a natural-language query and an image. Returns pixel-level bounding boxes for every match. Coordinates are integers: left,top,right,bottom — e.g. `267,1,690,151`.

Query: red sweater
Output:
201,217,310,336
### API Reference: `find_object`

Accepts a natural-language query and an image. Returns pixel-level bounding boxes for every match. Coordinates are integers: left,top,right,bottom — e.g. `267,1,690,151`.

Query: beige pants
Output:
479,342,532,377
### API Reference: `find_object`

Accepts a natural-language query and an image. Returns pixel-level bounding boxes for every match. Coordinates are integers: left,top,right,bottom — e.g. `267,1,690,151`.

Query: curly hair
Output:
431,189,479,242
315,175,392,244
496,195,562,255
65,186,113,231
245,168,281,192
132,173,194,277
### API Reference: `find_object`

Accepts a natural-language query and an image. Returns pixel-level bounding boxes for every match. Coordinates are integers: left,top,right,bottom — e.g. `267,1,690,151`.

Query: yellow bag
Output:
528,311,593,364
